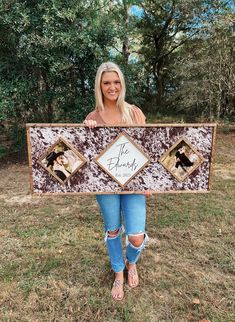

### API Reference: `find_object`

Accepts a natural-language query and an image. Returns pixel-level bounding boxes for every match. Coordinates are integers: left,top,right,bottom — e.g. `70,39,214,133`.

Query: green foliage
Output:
0,145,7,158
170,14,235,121
7,123,27,154
0,0,234,160
135,0,234,115
0,0,112,125
221,117,232,134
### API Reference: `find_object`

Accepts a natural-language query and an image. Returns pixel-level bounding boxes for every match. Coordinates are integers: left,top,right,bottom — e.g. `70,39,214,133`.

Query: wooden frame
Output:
159,136,206,182
26,123,217,195
37,137,87,185
208,124,217,191
94,131,150,188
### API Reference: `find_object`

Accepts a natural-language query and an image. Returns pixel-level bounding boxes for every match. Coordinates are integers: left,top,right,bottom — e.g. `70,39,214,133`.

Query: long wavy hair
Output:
95,61,134,124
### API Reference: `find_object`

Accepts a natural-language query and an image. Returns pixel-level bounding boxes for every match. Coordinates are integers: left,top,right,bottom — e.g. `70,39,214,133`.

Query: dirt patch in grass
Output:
0,132,234,322
213,162,235,180
213,132,235,180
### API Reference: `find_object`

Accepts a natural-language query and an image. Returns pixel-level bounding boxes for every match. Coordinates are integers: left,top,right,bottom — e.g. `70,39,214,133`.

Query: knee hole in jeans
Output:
128,233,145,248
107,228,121,239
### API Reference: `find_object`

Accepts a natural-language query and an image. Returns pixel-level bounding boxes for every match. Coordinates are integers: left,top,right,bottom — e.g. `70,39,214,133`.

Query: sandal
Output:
125,261,139,289
111,279,124,301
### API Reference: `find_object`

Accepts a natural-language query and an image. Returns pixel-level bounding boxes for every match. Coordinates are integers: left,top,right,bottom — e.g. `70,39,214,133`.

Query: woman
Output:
84,62,150,301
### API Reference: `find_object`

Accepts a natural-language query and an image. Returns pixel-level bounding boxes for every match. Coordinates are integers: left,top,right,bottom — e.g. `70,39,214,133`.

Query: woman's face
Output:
56,155,68,165
100,71,121,103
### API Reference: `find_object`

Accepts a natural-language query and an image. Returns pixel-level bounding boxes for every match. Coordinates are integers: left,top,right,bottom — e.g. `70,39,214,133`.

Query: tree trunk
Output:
122,0,130,63
47,101,53,123
153,59,164,108
45,81,53,123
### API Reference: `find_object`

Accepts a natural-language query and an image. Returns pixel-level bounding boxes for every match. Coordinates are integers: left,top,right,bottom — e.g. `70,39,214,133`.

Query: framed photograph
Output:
26,123,216,195
37,137,87,185
159,137,205,182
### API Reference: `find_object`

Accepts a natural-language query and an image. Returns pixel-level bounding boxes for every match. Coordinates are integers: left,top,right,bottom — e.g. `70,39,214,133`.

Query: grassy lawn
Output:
0,131,234,322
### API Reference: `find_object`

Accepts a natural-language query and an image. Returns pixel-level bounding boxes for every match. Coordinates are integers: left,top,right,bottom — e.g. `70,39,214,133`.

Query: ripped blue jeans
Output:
96,194,149,273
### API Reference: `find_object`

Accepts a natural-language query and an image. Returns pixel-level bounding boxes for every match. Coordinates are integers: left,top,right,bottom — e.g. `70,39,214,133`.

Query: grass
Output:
0,131,234,321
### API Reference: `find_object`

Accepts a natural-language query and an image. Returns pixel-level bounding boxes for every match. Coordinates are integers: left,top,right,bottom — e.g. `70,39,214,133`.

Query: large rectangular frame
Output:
26,123,217,195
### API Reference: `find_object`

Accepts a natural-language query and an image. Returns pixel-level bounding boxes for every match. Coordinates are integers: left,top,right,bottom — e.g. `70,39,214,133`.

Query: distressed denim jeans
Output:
96,194,149,273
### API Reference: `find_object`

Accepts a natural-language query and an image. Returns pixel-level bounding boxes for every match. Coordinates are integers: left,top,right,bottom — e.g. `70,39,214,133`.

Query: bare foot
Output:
126,261,139,289
111,272,124,301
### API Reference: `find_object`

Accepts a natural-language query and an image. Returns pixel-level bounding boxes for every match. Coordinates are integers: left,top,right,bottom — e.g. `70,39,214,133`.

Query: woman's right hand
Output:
83,120,97,128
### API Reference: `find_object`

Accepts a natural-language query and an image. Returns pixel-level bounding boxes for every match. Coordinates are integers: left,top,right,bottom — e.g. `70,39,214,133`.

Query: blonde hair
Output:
95,61,134,124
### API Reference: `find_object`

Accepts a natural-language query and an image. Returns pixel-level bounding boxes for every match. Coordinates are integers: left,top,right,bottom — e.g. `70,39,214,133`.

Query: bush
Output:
0,145,7,159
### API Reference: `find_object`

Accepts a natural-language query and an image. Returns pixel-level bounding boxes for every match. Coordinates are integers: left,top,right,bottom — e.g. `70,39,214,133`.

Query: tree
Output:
135,0,233,113
0,0,113,124
171,13,235,120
